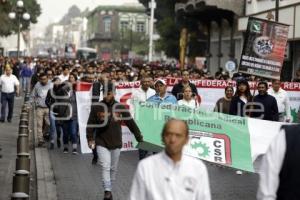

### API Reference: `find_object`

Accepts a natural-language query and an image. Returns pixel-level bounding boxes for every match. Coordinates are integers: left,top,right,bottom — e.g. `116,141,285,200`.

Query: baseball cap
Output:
154,79,166,86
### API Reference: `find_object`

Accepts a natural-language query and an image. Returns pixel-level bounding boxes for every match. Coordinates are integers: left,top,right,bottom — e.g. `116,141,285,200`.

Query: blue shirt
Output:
147,93,177,105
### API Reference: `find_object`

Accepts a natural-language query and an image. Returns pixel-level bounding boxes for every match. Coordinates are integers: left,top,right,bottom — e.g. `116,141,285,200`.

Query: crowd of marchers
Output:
1,56,300,200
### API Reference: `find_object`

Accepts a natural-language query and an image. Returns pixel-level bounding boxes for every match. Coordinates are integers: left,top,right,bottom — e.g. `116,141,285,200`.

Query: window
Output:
136,22,145,32
103,16,112,33
120,21,129,31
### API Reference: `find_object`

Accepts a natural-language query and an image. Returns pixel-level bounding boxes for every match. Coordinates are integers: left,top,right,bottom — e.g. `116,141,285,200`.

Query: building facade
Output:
238,0,300,81
87,4,149,61
175,0,245,75
0,33,29,56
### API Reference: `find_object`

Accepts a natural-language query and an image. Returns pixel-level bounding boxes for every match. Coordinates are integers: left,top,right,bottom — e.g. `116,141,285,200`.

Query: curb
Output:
32,106,58,200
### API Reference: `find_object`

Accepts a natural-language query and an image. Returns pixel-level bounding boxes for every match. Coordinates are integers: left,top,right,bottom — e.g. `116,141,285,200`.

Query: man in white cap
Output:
147,79,177,105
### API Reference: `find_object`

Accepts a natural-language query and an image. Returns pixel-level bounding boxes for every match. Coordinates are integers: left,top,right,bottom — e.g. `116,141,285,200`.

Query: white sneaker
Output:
236,170,243,175
72,149,78,155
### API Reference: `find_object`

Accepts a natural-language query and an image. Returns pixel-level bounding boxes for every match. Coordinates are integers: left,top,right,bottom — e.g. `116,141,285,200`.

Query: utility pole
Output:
130,20,133,51
179,28,187,70
17,13,21,60
148,0,156,62
8,0,30,60
275,0,279,22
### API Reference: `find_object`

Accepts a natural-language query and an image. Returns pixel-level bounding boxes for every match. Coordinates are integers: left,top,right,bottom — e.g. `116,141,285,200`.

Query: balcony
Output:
87,32,113,41
175,0,244,16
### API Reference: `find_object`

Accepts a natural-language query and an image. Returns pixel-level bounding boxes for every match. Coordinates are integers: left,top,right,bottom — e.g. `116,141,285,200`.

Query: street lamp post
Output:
8,0,30,60
275,0,279,22
148,0,156,62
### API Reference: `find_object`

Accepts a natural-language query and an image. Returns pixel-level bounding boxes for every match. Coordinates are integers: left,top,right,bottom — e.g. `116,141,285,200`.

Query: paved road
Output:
49,148,259,200
0,97,23,200
0,95,259,200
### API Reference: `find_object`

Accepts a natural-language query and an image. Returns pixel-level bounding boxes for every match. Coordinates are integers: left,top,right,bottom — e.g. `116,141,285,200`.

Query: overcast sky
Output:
33,0,140,35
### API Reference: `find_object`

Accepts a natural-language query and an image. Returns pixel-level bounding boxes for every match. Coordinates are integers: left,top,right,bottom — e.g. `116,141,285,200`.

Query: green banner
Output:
134,102,254,172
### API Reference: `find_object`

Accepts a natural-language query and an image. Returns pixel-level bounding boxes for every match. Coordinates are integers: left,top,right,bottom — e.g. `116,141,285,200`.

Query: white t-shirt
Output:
240,96,248,104
268,88,291,120
178,99,198,109
58,74,69,82
0,74,20,93
132,87,156,102
128,151,211,200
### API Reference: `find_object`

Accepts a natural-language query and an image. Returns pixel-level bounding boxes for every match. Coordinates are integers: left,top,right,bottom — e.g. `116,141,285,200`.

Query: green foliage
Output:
156,17,180,58
112,29,149,56
139,0,180,58
0,0,41,36
59,5,81,25
139,0,207,58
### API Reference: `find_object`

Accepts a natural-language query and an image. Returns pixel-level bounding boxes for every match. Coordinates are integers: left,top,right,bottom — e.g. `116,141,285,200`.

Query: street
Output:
0,98,258,200
2,0,299,199
49,149,258,200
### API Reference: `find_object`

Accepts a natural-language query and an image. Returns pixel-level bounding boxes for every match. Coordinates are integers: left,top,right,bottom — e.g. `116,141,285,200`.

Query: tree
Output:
0,0,41,36
139,0,208,59
112,29,149,56
59,5,81,25
139,0,180,58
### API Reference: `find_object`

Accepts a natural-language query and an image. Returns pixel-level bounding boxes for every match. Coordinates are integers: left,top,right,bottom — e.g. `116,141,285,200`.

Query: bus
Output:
76,47,97,61
5,48,27,57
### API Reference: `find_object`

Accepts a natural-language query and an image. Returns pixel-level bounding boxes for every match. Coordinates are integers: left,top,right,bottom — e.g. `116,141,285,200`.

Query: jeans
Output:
21,77,31,92
0,92,15,121
49,111,62,143
49,111,56,142
62,119,78,145
56,121,63,141
97,146,121,191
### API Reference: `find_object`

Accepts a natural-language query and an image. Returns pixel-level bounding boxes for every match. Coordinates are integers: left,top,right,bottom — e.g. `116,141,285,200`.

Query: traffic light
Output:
146,7,151,16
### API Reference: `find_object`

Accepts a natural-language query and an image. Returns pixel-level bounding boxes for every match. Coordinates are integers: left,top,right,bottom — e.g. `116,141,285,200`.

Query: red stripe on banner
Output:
213,134,232,165
119,92,132,109
281,82,300,91
116,82,141,89
76,82,93,91
76,79,300,91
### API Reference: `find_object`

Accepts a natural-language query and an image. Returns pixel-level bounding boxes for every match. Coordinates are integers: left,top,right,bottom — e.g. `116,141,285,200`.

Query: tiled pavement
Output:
48,149,138,200
49,148,259,200
0,98,23,200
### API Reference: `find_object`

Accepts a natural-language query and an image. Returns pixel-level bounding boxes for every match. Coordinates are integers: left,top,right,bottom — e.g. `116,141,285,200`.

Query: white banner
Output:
76,79,300,156
76,83,138,154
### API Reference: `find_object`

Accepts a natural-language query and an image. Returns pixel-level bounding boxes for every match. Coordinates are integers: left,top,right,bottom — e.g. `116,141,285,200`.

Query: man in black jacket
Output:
86,82,143,200
171,70,198,100
90,79,103,164
253,81,279,121
90,72,111,164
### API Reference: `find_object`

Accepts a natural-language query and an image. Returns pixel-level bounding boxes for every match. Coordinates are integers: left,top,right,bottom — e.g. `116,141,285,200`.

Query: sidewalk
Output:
48,149,139,200
0,97,23,200
47,148,259,200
